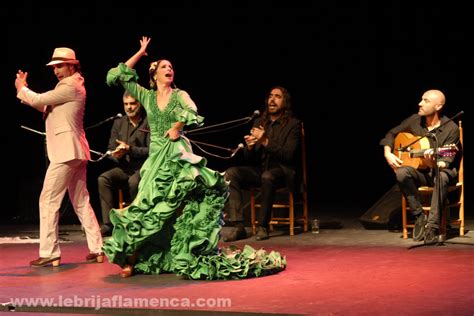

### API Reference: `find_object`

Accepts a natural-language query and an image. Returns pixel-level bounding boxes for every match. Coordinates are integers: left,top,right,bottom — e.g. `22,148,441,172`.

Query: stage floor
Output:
1,211,473,315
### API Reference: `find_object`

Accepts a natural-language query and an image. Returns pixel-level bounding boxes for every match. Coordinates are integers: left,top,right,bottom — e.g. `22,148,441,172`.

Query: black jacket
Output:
244,116,302,192
107,115,150,172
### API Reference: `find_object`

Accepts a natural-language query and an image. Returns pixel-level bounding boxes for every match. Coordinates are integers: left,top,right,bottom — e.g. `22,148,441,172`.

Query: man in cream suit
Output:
15,47,103,267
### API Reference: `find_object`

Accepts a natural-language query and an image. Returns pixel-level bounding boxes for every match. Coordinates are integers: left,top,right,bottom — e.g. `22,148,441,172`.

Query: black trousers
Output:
225,165,286,228
97,167,141,224
395,166,453,229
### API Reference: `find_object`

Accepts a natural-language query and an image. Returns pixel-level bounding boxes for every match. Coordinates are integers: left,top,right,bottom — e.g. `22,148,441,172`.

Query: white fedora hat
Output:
46,47,80,66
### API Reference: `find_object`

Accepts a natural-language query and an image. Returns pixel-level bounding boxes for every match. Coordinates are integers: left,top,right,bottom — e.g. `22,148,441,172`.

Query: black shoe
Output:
100,224,113,237
223,223,246,242
413,213,427,241
424,227,440,245
255,227,269,241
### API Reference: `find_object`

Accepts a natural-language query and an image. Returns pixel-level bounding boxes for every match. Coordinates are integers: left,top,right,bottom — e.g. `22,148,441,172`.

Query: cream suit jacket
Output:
17,72,91,163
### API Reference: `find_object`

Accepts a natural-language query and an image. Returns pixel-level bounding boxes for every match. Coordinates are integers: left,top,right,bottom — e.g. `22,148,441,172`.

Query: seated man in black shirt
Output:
98,91,150,236
224,86,302,241
380,89,460,244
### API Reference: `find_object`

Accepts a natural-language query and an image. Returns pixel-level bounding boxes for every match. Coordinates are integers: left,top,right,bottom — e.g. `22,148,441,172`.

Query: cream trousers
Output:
39,159,103,257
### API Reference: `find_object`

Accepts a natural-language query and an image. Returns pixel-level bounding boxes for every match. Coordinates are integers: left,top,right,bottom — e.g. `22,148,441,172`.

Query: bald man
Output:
380,89,460,244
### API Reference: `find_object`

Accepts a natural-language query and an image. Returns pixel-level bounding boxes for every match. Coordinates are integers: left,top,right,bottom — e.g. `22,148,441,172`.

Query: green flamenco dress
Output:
102,63,286,280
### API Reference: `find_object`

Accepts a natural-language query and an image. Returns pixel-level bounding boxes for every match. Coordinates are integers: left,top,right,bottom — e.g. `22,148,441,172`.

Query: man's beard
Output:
267,104,281,115
127,110,139,118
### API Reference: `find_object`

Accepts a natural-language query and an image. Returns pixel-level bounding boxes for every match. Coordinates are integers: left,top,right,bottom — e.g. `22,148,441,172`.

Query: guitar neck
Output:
408,146,456,158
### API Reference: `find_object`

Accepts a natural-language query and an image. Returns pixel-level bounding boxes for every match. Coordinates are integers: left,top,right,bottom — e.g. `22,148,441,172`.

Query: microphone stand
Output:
21,125,109,163
20,125,46,136
189,140,235,152
20,125,107,226
184,113,256,136
85,114,121,130
180,111,258,159
187,139,244,159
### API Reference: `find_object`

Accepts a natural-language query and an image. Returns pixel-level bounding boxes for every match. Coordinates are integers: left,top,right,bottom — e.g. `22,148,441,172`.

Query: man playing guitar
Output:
380,89,460,244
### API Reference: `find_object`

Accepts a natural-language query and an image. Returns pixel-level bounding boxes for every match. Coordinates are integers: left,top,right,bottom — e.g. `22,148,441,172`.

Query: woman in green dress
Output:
103,36,286,280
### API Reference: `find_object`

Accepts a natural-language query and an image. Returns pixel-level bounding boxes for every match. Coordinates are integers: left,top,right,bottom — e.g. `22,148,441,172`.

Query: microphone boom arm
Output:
85,113,122,130
184,110,260,136
397,110,464,152
20,125,46,136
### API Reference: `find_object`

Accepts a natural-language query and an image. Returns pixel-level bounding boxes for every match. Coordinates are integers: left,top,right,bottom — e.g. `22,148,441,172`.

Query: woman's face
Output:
155,60,174,85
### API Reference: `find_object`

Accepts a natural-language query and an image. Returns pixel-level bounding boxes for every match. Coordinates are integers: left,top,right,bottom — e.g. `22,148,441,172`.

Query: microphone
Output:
89,149,111,162
105,144,127,156
102,113,123,123
230,143,245,157
89,144,126,162
250,110,260,120
85,113,123,130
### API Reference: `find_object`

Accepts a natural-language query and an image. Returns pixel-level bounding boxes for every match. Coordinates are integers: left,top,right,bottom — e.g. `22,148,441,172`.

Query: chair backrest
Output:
458,120,463,184
273,122,307,194
445,120,464,236
301,122,308,193
290,122,307,194
273,121,309,234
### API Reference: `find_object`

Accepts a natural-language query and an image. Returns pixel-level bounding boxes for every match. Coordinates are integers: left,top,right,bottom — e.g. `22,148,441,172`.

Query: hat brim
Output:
46,60,80,66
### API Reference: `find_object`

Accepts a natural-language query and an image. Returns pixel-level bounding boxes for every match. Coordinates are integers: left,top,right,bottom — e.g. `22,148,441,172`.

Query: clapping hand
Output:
15,70,28,91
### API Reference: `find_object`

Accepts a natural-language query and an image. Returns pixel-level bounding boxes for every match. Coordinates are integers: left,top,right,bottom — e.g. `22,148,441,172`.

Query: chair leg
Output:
289,192,295,236
118,189,124,209
250,190,257,235
303,192,309,232
251,189,308,237
402,196,408,239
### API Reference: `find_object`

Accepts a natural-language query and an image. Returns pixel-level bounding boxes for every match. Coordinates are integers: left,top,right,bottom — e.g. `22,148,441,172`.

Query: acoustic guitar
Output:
393,132,458,170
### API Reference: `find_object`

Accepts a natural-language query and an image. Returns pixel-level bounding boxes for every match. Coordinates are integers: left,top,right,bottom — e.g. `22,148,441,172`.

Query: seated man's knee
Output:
395,166,412,183
128,177,140,190
261,171,275,184
98,174,109,187
225,167,238,181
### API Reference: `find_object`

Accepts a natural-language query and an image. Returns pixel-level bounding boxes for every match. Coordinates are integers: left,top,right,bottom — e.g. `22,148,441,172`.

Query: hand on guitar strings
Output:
384,147,404,170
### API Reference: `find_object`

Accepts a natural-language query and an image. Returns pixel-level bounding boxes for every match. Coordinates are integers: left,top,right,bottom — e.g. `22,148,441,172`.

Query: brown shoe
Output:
30,257,61,267
120,264,133,278
86,252,104,263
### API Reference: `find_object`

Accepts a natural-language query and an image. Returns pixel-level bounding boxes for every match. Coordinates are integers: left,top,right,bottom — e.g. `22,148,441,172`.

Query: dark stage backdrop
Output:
4,2,472,223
